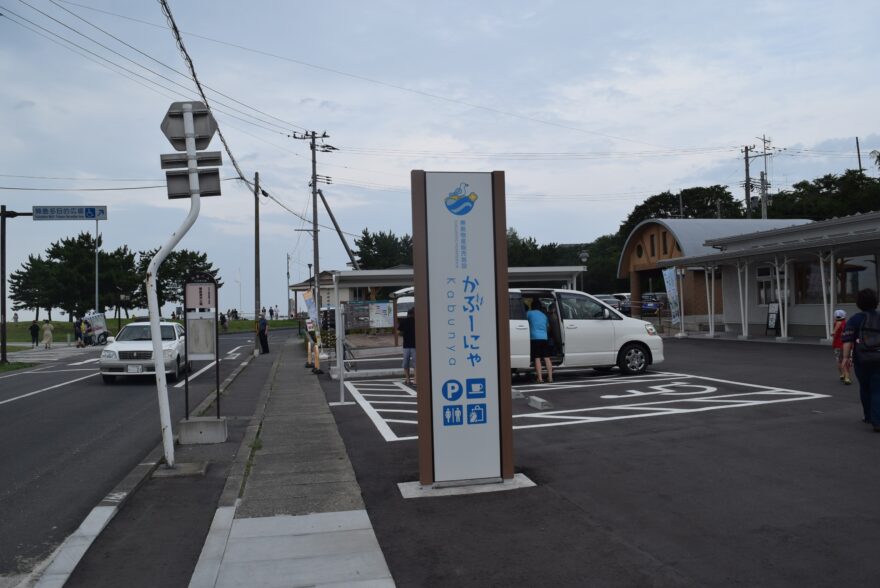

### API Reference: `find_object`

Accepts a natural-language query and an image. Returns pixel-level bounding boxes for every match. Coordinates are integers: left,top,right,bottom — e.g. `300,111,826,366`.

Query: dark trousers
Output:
854,362,880,424
31,333,38,346
259,331,269,353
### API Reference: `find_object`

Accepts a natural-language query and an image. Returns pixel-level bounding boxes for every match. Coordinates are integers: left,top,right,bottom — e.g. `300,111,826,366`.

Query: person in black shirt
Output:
399,308,416,386
29,319,40,348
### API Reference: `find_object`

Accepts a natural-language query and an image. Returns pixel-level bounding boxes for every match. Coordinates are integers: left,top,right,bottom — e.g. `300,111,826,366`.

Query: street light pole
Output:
1,206,33,364
578,250,589,292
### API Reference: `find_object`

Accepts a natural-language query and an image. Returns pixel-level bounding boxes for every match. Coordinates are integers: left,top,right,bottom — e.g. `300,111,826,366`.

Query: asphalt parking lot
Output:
322,337,880,587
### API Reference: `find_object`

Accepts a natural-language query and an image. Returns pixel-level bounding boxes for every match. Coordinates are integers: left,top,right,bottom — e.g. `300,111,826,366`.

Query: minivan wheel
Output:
618,343,648,375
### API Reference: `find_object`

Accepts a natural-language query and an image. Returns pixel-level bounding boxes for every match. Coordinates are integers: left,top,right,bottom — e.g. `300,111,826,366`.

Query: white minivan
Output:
509,288,663,375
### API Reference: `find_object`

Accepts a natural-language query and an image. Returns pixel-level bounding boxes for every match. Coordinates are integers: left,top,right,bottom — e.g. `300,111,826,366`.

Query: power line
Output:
55,0,667,147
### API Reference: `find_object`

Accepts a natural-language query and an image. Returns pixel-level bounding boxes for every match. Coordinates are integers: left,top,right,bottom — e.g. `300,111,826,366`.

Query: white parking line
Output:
343,381,400,442
0,373,99,406
68,358,100,366
173,361,218,388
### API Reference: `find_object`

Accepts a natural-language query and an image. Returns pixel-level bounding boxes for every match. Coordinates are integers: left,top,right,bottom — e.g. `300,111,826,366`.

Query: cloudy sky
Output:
1,0,878,319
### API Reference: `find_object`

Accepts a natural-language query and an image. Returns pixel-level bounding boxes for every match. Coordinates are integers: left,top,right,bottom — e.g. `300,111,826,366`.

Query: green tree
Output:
768,170,880,220
132,248,221,311
618,185,742,238
44,232,104,317
353,229,412,269
8,254,57,320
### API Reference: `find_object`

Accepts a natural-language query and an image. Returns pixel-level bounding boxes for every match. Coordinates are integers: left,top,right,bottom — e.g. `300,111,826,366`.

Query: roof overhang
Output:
323,266,586,290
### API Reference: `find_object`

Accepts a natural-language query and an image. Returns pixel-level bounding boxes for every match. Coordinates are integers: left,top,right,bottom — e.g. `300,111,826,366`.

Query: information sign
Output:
32,206,107,221
419,172,506,483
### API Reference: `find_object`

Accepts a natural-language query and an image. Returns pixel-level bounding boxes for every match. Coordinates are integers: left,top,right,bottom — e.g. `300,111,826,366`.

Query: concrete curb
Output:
188,339,291,588
22,353,257,588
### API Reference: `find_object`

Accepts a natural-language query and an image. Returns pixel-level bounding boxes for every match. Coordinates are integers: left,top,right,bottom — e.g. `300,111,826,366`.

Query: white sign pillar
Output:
412,171,513,486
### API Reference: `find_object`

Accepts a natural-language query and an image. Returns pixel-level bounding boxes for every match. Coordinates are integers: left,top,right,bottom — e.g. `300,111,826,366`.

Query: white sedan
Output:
98,321,188,384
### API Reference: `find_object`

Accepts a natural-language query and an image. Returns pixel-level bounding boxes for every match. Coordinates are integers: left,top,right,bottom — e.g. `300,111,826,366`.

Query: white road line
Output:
394,381,417,396
369,400,418,405
344,381,400,442
0,365,53,379
361,393,414,398
226,345,244,355
173,361,218,388
0,373,99,406
68,358,100,366
384,419,418,425
374,409,418,414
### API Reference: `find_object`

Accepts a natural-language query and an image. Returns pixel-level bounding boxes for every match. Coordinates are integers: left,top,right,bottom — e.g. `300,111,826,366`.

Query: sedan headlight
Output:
101,350,117,359
163,349,176,360
644,324,657,336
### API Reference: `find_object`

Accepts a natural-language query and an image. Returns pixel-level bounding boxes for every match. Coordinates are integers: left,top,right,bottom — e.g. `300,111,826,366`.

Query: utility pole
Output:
856,136,864,175
678,192,684,218
291,130,335,322
254,171,261,355
286,253,291,319
743,145,753,219
756,135,772,219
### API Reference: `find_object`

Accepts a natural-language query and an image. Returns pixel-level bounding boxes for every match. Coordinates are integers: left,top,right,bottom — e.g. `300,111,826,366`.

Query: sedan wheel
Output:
618,343,648,375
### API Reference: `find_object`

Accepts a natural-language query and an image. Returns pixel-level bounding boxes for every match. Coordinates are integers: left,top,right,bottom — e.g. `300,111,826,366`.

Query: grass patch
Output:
224,319,301,334
249,438,263,451
0,362,30,373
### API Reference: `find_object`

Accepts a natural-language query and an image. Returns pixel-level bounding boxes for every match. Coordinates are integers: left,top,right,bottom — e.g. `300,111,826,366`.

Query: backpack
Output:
855,311,880,365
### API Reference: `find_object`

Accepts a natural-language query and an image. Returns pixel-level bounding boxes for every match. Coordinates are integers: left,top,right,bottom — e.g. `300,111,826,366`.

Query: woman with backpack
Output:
842,288,880,431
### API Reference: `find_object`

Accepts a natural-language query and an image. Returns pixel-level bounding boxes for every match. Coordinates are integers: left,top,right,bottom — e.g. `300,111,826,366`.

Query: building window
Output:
794,260,823,304
636,244,643,258
650,235,656,257
836,254,878,303
662,232,668,255
756,265,788,305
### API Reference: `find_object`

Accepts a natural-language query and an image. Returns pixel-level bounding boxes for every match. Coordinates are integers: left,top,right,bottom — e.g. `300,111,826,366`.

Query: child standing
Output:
833,309,851,385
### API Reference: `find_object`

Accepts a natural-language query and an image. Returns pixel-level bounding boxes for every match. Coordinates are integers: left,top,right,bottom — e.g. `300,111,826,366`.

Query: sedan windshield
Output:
116,325,176,341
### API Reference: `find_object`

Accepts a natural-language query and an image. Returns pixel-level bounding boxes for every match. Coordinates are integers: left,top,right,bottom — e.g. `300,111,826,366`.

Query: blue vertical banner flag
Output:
424,172,501,483
662,267,681,325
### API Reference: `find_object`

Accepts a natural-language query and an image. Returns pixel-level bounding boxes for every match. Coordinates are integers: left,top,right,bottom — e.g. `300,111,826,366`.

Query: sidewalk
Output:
189,337,393,587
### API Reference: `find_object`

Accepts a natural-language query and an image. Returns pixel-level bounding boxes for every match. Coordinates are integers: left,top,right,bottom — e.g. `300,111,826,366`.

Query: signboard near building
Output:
411,170,513,485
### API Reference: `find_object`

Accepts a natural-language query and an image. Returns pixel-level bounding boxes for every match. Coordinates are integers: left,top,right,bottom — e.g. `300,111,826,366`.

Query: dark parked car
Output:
641,293,668,316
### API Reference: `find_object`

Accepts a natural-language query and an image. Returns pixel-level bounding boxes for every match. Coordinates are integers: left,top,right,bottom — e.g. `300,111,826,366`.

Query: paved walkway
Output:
189,337,394,588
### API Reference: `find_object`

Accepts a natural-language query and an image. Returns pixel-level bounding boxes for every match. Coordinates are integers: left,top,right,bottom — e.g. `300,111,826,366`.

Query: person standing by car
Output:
526,298,553,383
842,289,880,430
398,307,416,386
258,312,270,354
29,319,40,348
73,317,83,348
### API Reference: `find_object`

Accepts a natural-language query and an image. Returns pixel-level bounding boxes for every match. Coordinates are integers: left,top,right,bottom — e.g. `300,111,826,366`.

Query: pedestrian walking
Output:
29,319,40,348
832,309,851,385
398,307,416,385
12,312,18,323
526,298,553,383
269,306,275,320
275,304,280,319
258,312,270,354
842,289,880,430
220,312,228,333
41,319,54,350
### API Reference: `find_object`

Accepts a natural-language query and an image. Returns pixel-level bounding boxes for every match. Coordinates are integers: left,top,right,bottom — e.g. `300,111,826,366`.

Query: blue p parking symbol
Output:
441,379,463,401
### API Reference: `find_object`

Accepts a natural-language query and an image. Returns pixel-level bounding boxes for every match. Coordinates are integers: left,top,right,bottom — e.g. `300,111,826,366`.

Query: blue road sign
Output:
443,404,464,426
33,206,108,221
467,403,487,425
441,379,463,401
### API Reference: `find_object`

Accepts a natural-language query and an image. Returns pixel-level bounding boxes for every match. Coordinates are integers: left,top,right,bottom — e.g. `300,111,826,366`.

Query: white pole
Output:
830,249,837,327
147,103,202,468
743,261,750,338
95,218,99,314
783,256,790,338
736,261,745,336
773,257,783,339
710,265,716,337
677,268,686,337
703,266,711,337
818,251,829,340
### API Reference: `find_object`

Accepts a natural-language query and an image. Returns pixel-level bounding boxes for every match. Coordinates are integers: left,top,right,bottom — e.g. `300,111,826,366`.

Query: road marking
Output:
344,372,830,441
0,373,99,406
226,345,244,355
173,360,219,388
0,364,53,379
68,358,100,366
